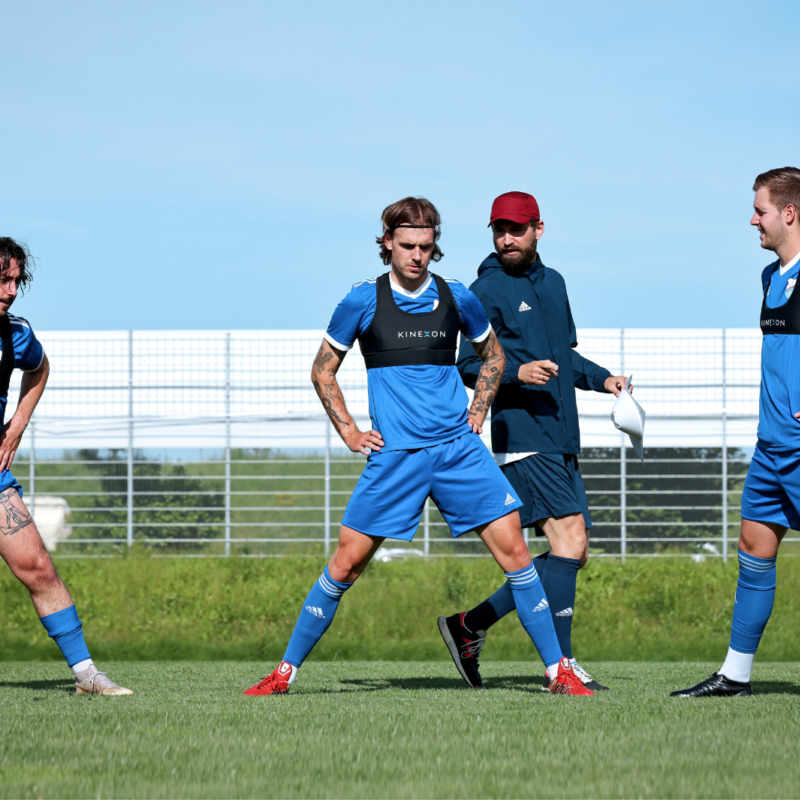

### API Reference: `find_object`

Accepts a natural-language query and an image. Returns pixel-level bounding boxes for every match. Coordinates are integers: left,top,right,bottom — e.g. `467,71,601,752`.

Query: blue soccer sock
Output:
504,563,562,671
537,554,581,659
39,605,92,668
720,549,777,682
462,553,549,632
282,566,353,668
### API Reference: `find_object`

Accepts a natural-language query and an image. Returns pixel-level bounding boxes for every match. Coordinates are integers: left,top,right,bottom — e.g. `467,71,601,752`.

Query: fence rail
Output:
11,327,792,558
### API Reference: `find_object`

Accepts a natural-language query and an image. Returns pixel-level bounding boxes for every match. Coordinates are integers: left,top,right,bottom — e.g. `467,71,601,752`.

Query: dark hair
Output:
753,167,800,213
375,197,444,266
0,237,35,293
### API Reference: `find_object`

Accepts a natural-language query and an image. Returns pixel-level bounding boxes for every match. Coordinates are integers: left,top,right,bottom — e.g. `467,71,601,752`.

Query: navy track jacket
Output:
457,253,612,455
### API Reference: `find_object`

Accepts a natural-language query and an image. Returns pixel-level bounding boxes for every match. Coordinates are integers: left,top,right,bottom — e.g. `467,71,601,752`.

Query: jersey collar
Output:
389,273,433,299
780,249,800,275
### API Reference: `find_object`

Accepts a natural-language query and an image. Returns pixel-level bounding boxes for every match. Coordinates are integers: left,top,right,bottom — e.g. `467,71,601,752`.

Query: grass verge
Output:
1,555,799,661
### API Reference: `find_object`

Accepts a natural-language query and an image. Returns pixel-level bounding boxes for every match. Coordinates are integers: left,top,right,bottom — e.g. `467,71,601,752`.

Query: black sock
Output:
463,600,499,633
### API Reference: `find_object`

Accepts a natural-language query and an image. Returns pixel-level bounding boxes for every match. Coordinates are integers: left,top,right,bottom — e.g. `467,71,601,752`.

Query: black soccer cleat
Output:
438,613,485,689
572,661,610,691
670,672,754,698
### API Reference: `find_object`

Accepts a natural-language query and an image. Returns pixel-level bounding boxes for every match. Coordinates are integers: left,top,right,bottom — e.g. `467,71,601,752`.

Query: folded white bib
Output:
610,375,645,463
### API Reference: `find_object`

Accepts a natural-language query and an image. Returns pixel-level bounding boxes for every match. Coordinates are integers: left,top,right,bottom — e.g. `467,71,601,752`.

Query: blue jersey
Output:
0,314,44,425
758,257,800,451
325,273,491,451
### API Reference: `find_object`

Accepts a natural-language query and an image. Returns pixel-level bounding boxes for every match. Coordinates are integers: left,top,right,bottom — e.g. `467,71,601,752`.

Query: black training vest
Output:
760,264,800,335
358,273,462,369
0,317,14,396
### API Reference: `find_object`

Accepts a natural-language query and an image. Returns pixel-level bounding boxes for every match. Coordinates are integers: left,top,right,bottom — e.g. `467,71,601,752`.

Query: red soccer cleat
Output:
243,661,294,696
548,657,596,695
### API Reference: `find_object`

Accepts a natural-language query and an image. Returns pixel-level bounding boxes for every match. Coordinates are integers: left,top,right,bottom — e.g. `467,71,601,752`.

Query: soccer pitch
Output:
3,661,798,799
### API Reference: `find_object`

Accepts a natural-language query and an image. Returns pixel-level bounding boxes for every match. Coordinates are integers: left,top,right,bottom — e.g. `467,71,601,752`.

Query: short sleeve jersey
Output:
0,315,45,428
325,273,491,451
758,256,800,451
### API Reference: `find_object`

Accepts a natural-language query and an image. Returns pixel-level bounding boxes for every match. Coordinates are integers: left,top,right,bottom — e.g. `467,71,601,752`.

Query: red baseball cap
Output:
488,191,540,226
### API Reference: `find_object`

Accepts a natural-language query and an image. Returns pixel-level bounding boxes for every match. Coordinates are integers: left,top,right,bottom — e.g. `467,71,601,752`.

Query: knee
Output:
327,550,364,584
508,539,534,571
16,552,59,592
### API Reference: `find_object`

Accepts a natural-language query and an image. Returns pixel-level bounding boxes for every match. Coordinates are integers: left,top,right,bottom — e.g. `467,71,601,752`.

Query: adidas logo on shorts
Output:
533,599,550,612
555,607,573,617
305,606,326,619
504,493,516,505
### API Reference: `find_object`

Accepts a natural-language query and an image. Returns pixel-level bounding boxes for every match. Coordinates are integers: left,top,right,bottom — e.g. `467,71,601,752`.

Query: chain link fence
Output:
11,327,788,559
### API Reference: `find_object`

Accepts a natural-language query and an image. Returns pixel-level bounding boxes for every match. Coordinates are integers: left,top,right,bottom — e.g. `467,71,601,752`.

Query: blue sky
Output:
2,0,799,331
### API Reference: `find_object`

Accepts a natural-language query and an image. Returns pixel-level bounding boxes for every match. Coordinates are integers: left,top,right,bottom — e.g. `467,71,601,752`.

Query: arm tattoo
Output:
469,331,505,418
311,341,352,429
313,344,335,373
313,379,351,427
0,488,32,536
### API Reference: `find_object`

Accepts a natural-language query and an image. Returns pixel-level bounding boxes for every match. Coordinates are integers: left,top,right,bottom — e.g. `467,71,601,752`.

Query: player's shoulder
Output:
6,314,32,332
347,276,381,300
351,276,379,291
434,274,470,296
336,276,380,308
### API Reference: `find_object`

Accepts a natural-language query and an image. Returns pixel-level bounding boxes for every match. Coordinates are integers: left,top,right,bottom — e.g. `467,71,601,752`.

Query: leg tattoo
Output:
0,489,32,536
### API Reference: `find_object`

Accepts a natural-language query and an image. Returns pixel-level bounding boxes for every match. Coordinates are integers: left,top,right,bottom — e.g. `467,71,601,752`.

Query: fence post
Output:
721,328,728,562
620,328,626,562
423,499,430,556
324,420,331,556
127,330,134,548
29,418,35,520
225,332,231,557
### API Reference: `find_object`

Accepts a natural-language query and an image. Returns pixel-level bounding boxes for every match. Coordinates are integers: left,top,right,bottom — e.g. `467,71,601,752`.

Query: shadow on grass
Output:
751,681,800,696
0,678,74,693
332,675,544,694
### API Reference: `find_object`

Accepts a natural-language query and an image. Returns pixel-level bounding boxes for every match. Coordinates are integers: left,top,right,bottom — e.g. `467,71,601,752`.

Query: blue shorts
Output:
342,433,524,541
0,470,22,497
501,453,592,535
741,442,800,530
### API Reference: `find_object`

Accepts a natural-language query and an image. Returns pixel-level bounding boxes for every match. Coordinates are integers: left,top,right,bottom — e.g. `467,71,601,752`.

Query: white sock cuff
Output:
71,658,95,676
546,662,561,680
719,647,755,684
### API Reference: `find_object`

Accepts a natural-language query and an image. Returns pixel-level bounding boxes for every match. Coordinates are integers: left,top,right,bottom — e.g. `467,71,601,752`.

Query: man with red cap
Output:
437,192,628,692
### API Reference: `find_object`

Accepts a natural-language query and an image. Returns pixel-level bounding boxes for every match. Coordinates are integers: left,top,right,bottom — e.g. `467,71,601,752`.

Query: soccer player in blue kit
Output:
672,167,800,697
244,198,593,696
0,238,131,695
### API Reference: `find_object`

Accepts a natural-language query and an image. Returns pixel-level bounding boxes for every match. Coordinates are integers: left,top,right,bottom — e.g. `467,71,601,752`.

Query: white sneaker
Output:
75,670,133,696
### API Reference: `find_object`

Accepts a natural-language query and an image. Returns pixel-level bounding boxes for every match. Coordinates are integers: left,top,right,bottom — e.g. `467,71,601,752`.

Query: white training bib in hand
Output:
610,375,645,463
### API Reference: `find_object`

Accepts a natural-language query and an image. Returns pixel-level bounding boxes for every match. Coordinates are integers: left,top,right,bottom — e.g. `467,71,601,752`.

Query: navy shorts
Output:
741,443,800,530
342,433,523,541
500,453,592,535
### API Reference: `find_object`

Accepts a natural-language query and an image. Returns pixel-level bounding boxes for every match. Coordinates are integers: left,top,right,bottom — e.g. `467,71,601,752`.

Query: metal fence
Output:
11,327,789,559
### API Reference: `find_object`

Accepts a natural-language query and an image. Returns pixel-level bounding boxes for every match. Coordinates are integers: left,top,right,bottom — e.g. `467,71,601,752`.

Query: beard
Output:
496,239,538,271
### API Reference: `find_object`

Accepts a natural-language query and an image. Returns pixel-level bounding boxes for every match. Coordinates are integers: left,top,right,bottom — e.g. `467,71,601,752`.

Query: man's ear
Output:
785,203,798,226
534,219,545,240
384,232,393,251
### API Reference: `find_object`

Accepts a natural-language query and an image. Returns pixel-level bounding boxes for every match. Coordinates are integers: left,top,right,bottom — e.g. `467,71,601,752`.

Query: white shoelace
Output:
461,637,486,658
570,662,592,683
79,671,108,691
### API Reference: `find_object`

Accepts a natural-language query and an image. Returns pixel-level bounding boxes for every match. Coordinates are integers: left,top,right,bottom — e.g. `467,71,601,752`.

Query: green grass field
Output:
2,660,799,799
